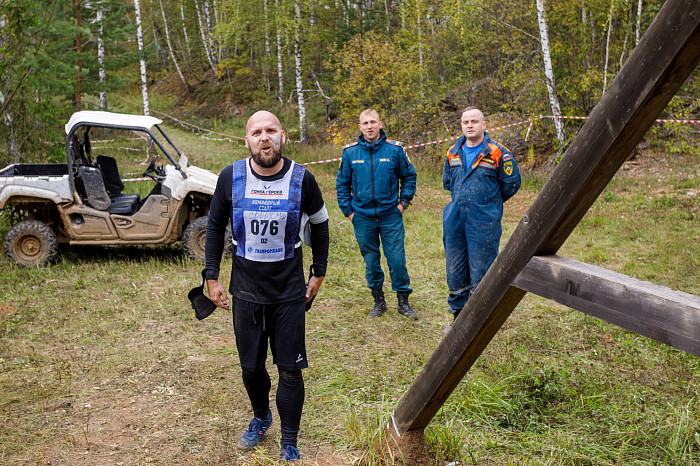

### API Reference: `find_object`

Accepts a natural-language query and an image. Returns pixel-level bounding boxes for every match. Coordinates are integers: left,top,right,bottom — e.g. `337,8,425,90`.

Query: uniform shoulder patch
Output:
386,139,403,147
342,141,359,150
503,160,514,176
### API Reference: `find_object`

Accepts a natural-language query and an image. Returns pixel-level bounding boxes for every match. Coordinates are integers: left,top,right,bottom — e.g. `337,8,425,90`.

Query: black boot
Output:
369,289,386,317
397,292,418,320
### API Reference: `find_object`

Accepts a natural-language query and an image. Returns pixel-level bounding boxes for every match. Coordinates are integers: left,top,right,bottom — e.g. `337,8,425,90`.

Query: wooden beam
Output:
392,0,700,435
512,255,700,356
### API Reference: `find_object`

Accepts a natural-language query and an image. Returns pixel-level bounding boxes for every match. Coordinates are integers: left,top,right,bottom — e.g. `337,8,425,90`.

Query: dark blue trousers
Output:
442,201,501,314
352,208,412,293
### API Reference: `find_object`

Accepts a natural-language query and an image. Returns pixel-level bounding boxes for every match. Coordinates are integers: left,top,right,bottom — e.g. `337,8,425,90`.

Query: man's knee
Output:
279,369,303,383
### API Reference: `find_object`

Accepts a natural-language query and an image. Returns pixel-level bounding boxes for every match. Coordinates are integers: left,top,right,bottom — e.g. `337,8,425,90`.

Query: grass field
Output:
1,120,698,465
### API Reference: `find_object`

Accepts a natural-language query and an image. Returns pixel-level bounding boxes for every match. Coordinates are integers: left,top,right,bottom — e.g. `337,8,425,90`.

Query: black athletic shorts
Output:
232,298,308,372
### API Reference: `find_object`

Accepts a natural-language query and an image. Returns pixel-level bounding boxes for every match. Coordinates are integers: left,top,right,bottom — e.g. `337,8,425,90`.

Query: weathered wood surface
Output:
512,255,700,356
392,0,700,435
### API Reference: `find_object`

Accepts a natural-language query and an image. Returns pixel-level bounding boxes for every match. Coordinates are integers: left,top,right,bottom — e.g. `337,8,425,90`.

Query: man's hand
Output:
207,279,230,310
305,275,325,303
397,203,405,214
348,212,354,221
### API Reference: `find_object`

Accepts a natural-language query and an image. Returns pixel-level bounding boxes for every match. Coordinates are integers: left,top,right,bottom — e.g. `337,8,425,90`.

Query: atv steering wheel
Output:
143,154,165,182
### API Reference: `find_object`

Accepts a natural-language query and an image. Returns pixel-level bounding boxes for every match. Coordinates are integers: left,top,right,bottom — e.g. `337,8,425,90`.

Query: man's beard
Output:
251,147,283,168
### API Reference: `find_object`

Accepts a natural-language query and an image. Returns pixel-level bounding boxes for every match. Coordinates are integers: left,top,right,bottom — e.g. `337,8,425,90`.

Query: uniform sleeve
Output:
442,151,451,191
498,150,521,202
204,165,233,280
302,170,329,277
397,148,417,202
335,151,353,217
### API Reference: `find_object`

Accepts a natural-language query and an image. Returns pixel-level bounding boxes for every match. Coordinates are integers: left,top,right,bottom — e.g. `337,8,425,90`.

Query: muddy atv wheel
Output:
183,217,232,263
183,217,208,263
4,220,58,267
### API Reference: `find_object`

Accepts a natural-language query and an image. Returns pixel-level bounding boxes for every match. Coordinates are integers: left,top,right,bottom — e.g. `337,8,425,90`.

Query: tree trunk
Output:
203,0,217,64
294,1,308,144
263,0,271,93
96,9,108,110
194,0,218,74
0,89,20,162
75,0,82,112
180,0,191,56
603,0,614,94
134,0,150,115
619,4,632,68
535,0,565,145
384,0,390,33
159,0,190,89
635,0,643,45
276,0,284,102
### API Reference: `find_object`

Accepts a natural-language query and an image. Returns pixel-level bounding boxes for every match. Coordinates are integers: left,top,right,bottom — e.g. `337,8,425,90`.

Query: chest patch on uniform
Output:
352,159,365,164
448,152,462,167
504,160,514,176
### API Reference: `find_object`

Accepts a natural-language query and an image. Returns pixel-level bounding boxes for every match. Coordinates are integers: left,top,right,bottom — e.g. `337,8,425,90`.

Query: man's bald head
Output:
245,110,286,171
246,110,282,135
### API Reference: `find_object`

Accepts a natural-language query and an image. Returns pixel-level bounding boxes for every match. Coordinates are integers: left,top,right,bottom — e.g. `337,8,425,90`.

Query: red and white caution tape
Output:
403,118,540,150
405,136,461,150
525,118,535,142
122,177,150,182
302,157,342,166
653,118,700,123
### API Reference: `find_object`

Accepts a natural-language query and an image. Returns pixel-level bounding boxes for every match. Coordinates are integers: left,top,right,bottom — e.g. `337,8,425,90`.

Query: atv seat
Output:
76,165,140,215
96,155,140,204
76,166,111,211
107,196,141,215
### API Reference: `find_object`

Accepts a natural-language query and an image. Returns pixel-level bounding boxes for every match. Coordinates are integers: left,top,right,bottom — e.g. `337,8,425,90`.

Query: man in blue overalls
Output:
336,109,418,320
442,107,521,331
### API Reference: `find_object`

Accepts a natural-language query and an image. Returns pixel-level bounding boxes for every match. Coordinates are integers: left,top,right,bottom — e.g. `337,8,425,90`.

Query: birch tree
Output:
602,0,614,94
180,0,191,56
194,0,217,74
159,0,191,89
276,0,284,102
263,0,271,93
294,0,308,144
96,8,107,110
535,0,565,144
74,0,83,111
635,0,643,45
134,0,149,115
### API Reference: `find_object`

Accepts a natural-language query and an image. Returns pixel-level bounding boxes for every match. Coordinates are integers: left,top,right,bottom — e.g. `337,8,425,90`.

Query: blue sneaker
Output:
280,444,301,461
237,409,273,450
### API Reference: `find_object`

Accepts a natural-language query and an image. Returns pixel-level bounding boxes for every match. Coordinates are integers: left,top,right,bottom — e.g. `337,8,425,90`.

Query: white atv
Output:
0,111,226,266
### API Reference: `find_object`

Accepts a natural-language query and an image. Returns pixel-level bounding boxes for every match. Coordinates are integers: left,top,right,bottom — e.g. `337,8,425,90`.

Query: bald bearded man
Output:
204,111,329,461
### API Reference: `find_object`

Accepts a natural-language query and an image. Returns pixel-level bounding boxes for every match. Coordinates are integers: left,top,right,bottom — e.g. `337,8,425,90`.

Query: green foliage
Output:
327,32,423,137
0,0,134,165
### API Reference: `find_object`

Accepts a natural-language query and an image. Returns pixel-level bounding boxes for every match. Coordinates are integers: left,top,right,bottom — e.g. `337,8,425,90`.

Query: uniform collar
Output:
452,132,491,155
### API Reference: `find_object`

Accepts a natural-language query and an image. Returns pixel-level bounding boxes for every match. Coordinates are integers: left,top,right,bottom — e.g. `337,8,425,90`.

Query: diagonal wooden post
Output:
392,0,700,435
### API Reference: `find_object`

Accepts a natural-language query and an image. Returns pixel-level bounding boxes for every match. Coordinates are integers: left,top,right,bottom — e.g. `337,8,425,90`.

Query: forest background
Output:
0,0,698,165
1,1,699,464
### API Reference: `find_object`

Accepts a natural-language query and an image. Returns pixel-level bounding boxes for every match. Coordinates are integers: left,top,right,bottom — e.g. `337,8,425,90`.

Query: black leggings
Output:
241,368,305,447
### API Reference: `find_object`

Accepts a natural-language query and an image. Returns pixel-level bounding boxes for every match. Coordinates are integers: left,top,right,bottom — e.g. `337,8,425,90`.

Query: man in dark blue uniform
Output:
442,107,521,331
336,109,418,320
205,111,329,461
